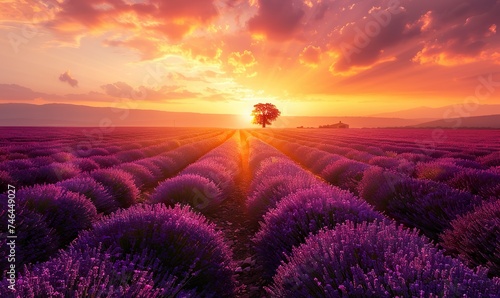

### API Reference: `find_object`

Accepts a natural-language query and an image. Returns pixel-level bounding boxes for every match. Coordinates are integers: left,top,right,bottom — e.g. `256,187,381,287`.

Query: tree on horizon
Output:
251,103,281,128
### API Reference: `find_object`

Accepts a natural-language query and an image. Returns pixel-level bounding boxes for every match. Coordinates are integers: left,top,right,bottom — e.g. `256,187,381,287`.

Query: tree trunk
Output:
262,123,266,128
262,115,266,128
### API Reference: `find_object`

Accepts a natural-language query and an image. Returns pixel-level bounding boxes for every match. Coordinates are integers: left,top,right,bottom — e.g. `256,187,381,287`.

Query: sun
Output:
241,111,254,124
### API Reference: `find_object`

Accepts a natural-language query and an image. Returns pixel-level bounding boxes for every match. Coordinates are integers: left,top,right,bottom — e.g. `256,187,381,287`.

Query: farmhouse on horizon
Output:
319,121,350,129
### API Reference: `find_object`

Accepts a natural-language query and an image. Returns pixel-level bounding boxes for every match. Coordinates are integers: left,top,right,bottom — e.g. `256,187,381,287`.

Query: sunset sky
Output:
0,0,499,117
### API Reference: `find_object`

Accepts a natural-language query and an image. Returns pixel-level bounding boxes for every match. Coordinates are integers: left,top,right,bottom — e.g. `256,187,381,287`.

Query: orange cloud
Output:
228,50,257,75
300,45,321,67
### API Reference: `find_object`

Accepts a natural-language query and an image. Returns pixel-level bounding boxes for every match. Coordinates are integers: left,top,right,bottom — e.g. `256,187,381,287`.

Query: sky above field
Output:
0,0,499,118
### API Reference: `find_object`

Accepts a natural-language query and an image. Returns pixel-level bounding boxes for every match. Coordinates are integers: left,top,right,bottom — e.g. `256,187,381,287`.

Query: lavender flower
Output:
1,248,170,298
448,168,500,199
57,177,119,214
254,185,385,279
90,168,140,208
268,221,499,297
321,159,370,195
117,163,156,189
441,199,500,277
247,173,320,221
70,204,235,296
18,184,98,245
0,198,59,274
149,174,223,212
70,157,101,172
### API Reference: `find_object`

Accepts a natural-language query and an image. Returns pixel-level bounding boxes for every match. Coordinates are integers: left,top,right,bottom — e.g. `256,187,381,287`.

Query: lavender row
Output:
0,133,232,276
0,129,229,187
415,160,500,199
270,129,500,157
268,220,500,296
149,133,241,213
54,131,232,213
256,131,498,207
246,137,384,279
252,133,500,277
246,137,500,295
0,127,218,162
255,133,489,242
358,167,485,241
1,204,236,297
260,129,500,167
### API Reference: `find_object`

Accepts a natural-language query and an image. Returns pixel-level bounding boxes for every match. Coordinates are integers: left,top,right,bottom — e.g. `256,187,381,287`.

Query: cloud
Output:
300,46,321,67
248,0,305,40
101,82,200,102
101,82,134,98
59,71,78,87
227,50,257,74
2,0,500,103
0,84,47,101
40,0,219,49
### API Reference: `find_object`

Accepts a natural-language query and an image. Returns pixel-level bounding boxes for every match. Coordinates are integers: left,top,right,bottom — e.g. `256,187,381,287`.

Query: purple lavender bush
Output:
149,174,223,212
18,184,98,245
71,158,100,172
310,153,343,173
369,156,401,169
0,248,172,298
441,199,500,277
254,185,385,279
359,168,478,240
134,156,167,181
115,149,147,162
50,152,73,163
0,198,59,275
26,147,59,158
321,159,370,195
90,155,121,168
478,151,500,167
255,157,304,178
385,179,479,240
182,162,235,192
415,161,463,182
267,221,499,297
70,204,235,296
1,159,33,171
149,174,225,213
0,171,14,186
448,169,500,199
345,149,374,163
117,163,156,189
90,168,140,208
35,162,81,184
30,156,56,167
136,157,174,180
247,172,320,222
57,177,119,214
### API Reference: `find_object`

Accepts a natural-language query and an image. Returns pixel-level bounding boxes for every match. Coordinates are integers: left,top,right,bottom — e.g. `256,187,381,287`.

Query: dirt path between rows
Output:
205,131,267,298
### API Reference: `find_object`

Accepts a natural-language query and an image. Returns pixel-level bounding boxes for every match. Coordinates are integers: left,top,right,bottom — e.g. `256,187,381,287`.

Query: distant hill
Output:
0,103,435,128
0,103,247,128
411,114,500,129
370,104,500,119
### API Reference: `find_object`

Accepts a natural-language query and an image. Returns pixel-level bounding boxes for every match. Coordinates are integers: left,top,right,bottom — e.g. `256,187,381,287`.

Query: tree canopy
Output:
251,103,281,128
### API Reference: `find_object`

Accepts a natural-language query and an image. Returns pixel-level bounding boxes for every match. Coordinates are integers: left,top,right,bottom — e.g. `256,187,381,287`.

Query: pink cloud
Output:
248,0,305,40
300,46,321,67
59,71,79,87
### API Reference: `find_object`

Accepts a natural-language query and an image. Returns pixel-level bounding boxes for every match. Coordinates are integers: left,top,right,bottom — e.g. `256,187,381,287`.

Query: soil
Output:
205,132,268,298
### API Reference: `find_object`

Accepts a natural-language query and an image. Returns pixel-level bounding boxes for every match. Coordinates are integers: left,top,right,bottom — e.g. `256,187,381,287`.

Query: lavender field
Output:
1,127,500,297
